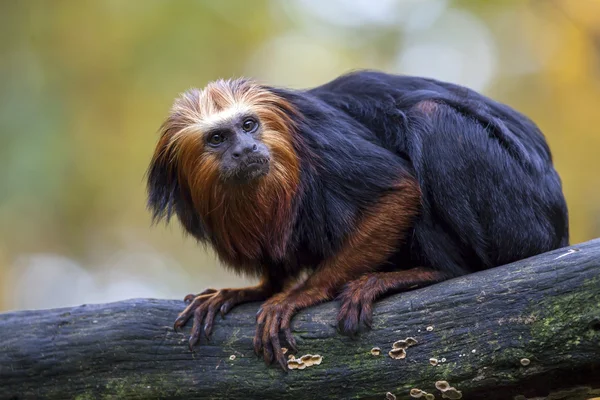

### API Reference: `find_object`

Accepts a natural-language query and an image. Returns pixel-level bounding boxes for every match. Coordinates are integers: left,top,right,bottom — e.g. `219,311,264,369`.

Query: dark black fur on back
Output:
263,70,569,277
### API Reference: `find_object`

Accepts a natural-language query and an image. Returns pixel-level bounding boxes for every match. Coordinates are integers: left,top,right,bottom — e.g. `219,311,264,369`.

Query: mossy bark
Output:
1,240,600,400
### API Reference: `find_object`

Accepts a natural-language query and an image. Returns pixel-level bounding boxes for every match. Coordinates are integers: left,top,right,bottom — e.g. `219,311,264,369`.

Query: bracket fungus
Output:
286,359,306,370
388,348,406,359
389,336,418,359
300,354,323,367
435,380,462,399
392,337,418,349
410,389,435,399
287,354,323,370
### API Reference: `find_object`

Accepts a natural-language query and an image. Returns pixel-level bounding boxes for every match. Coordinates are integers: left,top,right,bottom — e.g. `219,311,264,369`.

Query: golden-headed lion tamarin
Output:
147,70,568,371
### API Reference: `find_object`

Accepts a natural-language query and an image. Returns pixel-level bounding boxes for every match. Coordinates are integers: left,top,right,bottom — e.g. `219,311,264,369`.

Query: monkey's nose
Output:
232,143,258,159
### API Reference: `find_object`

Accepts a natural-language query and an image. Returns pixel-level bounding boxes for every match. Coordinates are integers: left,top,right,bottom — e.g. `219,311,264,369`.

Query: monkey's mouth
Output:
234,157,270,181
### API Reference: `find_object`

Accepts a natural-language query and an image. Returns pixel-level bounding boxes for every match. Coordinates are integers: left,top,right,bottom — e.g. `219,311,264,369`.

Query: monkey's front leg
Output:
174,281,274,350
253,274,343,370
254,185,421,370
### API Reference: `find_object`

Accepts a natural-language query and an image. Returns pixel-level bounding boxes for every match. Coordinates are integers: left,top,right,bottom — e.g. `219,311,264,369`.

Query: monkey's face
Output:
150,78,300,206
195,111,271,183
202,112,271,183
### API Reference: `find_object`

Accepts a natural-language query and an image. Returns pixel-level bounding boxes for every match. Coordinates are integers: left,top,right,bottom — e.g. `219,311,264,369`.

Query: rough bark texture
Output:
1,240,600,400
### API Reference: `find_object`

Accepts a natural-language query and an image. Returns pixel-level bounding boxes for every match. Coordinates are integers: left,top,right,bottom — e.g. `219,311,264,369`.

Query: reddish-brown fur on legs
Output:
337,268,451,336
253,178,422,369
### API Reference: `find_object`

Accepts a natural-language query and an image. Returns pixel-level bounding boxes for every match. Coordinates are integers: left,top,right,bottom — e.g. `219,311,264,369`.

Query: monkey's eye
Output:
208,133,225,146
242,118,257,133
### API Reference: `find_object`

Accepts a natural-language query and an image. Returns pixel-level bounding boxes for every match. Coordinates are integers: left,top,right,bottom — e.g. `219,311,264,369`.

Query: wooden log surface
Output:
1,239,600,400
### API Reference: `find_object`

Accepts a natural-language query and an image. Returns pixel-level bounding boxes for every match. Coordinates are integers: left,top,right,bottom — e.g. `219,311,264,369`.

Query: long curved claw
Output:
282,326,297,353
253,323,264,357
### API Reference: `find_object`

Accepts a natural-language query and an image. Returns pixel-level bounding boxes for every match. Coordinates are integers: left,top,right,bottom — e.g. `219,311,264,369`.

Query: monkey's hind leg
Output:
336,268,449,336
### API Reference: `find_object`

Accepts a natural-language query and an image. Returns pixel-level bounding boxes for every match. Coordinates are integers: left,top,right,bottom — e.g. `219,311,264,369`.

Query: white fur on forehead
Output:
169,79,260,129
195,103,255,131
165,77,296,146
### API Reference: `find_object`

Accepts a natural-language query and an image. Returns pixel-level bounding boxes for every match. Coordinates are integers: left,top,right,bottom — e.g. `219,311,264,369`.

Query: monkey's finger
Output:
262,339,274,366
220,300,234,319
336,300,360,337
256,307,269,325
253,323,264,357
335,306,347,332
276,349,288,372
256,306,265,319
269,318,282,353
188,305,208,350
262,338,273,365
282,327,297,353
174,305,197,330
174,293,214,330
174,313,192,331
268,316,285,369
203,301,219,340
188,315,203,350
174,315,189,331
280,313,297,352
183,294,195,303
261,315,275,365
183,289,216,304
359,301,373,330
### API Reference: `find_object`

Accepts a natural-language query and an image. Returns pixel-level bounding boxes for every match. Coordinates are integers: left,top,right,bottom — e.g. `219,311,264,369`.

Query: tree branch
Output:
1,240,600,400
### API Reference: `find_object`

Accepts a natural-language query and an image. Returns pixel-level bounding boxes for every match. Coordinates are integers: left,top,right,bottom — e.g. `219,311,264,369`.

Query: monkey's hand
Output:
174,285,271,351
253,293,299,371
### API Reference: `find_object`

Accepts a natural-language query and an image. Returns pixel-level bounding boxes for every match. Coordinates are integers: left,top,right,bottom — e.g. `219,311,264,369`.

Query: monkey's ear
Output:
146,132,180,225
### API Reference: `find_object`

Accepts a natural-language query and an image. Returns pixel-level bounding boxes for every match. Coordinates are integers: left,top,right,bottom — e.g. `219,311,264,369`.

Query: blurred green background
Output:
1,0,599,312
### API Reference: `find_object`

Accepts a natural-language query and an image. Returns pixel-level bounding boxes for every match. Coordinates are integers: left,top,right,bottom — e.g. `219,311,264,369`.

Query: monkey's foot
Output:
336,276,379,337
337,269,448,336
173,287,268,351
253,295,298,371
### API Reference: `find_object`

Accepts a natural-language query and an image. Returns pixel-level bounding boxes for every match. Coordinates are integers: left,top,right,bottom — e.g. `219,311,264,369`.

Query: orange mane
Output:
150,79,301,271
